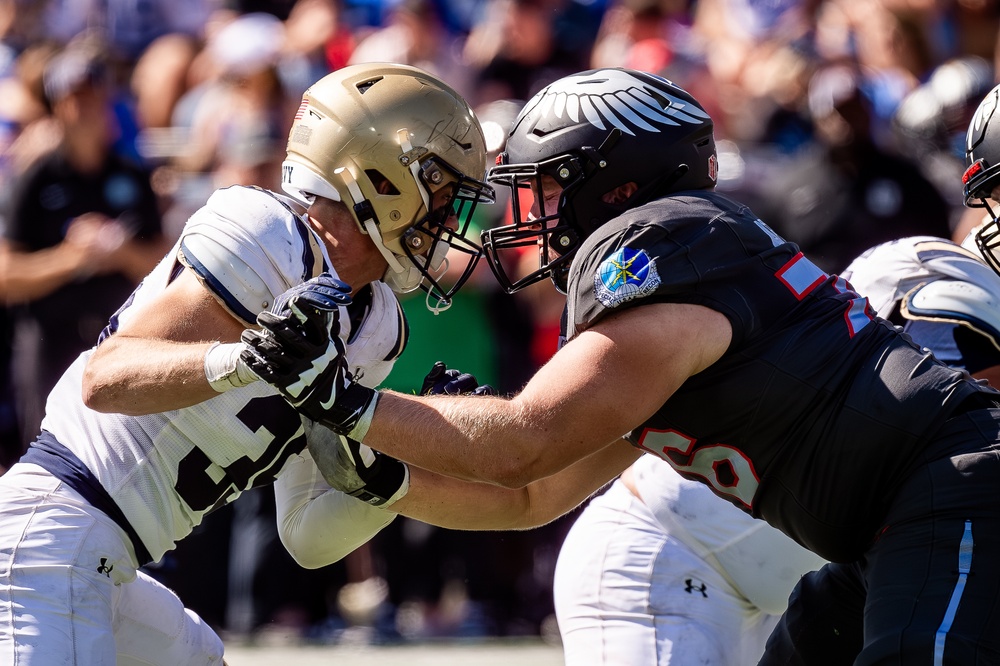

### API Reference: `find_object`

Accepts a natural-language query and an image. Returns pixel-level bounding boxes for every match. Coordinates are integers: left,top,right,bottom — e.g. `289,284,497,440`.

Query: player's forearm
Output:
393,441,641,530
82,336,221,414
391,466,535,530
363,390,555,487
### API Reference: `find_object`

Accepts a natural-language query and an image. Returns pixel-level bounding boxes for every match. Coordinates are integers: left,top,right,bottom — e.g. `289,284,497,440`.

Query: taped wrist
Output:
205,342,259,392
348,446,410,507
309,383,380,439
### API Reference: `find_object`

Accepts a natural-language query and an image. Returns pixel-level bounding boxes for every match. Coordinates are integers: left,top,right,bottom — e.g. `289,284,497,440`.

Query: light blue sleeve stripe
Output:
934,520,974,665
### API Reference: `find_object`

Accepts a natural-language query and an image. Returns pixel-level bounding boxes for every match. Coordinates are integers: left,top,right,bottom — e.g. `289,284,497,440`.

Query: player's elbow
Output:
277,523,346,569
81,340,126,413
279,535,331,570
80,363,113,413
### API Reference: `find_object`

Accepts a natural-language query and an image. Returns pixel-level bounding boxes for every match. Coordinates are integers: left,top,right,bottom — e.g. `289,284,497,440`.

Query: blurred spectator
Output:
812,0,935,146
730,39,818,152
0,39,168,450
0,41,62,189
589,0,680,73
130,32,200,132
281,0,355,93
174,12,293,178
348,0,467,92
159,11,297,236
750,63,952,273
463,0,589,107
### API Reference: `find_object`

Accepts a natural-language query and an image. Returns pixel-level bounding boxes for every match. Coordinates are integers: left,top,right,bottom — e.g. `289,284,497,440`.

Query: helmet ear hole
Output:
365,169,400,195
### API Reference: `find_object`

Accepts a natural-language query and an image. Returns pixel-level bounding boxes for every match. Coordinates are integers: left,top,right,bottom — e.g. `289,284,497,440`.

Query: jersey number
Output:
174,395,305,513
636,428,759,509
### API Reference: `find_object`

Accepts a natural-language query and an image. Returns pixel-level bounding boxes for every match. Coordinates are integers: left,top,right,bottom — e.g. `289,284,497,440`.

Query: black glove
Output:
241,274,378,436
305,421,409,507
420,361,497,396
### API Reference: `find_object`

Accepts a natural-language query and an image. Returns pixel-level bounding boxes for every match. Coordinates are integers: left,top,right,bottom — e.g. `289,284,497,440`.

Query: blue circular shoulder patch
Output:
593,247,661,307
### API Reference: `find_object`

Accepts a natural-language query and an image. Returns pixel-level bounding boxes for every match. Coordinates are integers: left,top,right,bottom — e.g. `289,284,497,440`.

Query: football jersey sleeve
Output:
566,192,801,346
178,186,328,326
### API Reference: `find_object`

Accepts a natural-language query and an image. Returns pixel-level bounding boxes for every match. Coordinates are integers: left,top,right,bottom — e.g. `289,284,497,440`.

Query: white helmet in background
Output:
282,63,495,310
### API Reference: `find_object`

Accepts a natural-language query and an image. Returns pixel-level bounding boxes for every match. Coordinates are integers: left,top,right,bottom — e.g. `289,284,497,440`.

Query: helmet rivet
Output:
559,236,571,247
400,156,410,165
409,235,424,249
390,210,401,221
598,160,607,168
429,170,443,184
558,167,570,179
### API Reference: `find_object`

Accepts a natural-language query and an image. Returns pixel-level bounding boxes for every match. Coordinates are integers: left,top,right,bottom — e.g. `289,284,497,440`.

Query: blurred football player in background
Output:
246,68,1000,662
0,63,494,664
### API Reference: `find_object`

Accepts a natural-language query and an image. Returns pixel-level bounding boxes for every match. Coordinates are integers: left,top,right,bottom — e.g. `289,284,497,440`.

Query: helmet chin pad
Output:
382,259,423,293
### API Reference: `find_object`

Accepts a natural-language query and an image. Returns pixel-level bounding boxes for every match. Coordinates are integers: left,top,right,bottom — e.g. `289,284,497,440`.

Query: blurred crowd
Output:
0,0,998,648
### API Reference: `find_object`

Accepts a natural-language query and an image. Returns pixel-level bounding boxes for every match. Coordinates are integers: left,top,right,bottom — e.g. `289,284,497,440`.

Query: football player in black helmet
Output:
964,82,1000,275
484,68,717,293
248,68,1000,663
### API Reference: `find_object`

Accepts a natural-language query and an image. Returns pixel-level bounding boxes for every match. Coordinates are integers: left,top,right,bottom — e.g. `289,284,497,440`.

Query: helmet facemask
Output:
484,153,590,294
964,160,1000,274
393,157,494,312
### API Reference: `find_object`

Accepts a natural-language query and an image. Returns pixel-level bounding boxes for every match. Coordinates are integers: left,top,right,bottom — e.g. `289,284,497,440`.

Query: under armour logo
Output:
97,558,114,577
685,578,707,597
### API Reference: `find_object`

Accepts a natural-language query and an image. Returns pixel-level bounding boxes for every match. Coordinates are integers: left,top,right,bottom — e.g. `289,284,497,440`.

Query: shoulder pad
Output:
343,281,408,388
904,278,1000,351
842,236,949,316
843,237,993,318
178,186,328,325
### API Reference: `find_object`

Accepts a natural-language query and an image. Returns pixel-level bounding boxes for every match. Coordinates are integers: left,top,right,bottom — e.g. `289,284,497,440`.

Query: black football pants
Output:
760,408,1000,665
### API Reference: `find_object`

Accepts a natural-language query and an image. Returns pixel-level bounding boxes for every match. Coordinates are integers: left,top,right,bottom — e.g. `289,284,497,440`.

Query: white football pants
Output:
0,462,225,664
553,481,779,665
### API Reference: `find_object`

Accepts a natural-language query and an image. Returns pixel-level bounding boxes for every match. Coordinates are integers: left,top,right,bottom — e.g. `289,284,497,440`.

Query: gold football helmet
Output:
282,63,494,310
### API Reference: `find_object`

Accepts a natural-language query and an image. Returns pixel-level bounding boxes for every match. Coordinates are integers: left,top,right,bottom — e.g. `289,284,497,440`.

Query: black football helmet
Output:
964,82,1000,275
484,68,717,293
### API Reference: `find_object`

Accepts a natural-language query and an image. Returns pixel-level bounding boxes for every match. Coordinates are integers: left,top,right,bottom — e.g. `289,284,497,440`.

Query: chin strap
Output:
424,255,452,315
336,166,409,278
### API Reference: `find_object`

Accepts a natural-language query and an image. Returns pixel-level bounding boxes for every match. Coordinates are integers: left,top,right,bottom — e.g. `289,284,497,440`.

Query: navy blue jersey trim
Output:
22,432,154,566
293,218,323,281
179,237,258,324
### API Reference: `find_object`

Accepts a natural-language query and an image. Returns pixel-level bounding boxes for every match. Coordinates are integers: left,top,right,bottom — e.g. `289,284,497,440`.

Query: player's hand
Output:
305,421,409,507
242,274,380,437
420,361,497,396
241,273,351,403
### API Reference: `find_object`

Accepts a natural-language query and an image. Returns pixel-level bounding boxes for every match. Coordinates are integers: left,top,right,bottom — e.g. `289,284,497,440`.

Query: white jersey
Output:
37,185,407,564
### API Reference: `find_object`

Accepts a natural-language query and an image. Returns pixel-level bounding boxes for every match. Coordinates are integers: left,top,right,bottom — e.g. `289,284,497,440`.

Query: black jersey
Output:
564,190,997,562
